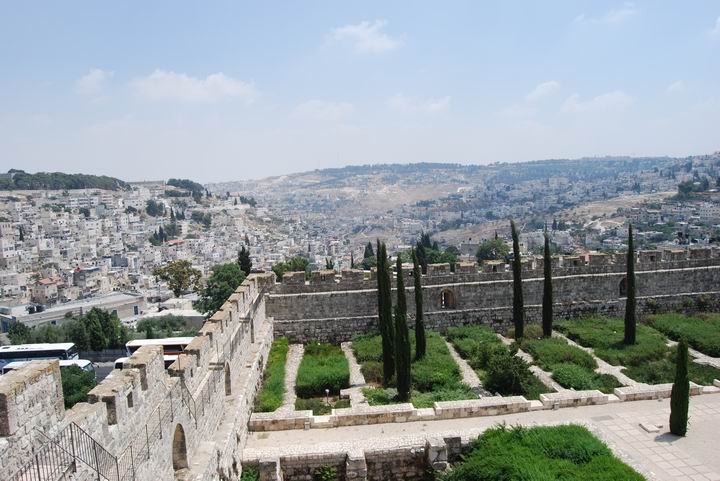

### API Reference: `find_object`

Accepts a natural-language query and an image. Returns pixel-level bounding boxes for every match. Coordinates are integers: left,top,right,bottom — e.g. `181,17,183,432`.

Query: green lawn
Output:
556,317,720,385
648,313,720,357
254,338,289,412
442,425,646,481
352,330,474,407
446,325,550,400
295,342,350,398
516,336,621,394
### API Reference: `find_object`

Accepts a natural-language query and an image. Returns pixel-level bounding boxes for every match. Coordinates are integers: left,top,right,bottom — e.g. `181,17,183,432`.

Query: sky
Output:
1,1,719,183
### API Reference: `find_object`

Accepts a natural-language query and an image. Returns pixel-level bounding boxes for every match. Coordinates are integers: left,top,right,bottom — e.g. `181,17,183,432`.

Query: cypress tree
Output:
350,252,355,269
542,228,553,338
376,241,395,386
624,224,637,345
669,339,690,436
412,248,426,360
511,220,525,339
394,256,412,401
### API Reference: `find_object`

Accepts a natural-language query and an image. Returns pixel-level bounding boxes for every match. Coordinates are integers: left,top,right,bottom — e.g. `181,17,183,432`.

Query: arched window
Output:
224,363,232,396
440,289,456,309
172,424,188,472
619,278,627,297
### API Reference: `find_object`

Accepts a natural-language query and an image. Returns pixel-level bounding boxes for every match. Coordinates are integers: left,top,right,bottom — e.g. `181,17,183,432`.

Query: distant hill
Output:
0,169,130,191
167,178,205,192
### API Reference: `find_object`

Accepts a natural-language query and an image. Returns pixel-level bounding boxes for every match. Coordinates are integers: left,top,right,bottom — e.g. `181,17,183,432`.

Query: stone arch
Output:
172,424,189,472
224,362,232,396
440,289,456,309
619,278,627,297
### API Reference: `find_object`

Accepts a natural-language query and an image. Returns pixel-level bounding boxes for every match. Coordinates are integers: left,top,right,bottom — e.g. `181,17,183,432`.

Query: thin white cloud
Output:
330,19,403,53
526,81,560,103
561,91,634,113
710,16,720,36
75,68,114,96
388,94,450,113
666,80,686,94
132,70,257,103
574,3,637,25
294,100,354,121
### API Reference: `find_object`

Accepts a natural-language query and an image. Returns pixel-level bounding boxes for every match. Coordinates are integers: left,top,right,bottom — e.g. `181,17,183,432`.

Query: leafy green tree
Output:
237,246,252,276
624,224,637,345
476,238,510,262
61,365,97,408
394,256,411,402
325,258,334,270
412,248,426,360
364,242,374,259
511,220,525,339
542,228,553,338
272,256,310,281
376,240,395,386
84,312,107,351
670,339,690,436
153,260,202,297
7,321,32,344
195,263,246,316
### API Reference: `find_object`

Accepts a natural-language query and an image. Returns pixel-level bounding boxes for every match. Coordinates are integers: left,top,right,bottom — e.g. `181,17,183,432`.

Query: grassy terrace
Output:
442,425,645,481
516,328,621,394
556,317,720,385
353,331,476,408
648,313,720,357
294,342,351,415
446,325,550,400
254,338,289,412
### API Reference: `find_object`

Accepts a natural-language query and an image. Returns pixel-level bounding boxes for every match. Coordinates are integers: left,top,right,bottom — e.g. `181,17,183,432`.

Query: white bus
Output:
125,337,193,356
0,343,79,369
114,355,178,370
1,359,94,376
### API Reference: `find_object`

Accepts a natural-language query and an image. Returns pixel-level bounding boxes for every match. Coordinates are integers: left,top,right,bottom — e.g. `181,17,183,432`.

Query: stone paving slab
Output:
443,338,484,394
341,341,368,406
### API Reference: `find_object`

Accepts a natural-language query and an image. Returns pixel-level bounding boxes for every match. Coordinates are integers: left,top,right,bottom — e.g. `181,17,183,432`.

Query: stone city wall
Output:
267,248,720,343
0,272,276,481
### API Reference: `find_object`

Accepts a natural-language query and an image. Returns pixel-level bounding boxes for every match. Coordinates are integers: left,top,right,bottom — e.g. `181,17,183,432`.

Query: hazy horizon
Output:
2,1,719,183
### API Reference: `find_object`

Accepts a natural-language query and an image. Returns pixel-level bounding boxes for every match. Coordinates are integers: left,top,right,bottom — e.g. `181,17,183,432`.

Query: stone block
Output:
539,390,608,408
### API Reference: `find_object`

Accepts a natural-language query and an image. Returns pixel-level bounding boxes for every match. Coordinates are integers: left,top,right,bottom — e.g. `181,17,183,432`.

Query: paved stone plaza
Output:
246,393,720,481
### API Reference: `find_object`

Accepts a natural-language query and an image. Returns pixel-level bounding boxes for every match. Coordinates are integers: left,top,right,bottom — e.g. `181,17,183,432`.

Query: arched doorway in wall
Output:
440,289,456,309
172,424,189,472
619,278,627,297
224,363,232,396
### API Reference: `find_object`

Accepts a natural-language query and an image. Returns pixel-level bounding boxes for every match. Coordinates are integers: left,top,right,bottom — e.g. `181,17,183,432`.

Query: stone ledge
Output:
614,382,703,402
540,390,608,408
249,410,313,432
433,396,530,419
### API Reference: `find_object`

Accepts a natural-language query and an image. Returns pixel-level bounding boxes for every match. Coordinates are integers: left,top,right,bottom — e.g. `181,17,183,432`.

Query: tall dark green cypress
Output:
624,224,637,345
670,339,690,436
412,248,426,360
511,220,525,339
377,242,395,386
542,228,553,338
394,256,411,401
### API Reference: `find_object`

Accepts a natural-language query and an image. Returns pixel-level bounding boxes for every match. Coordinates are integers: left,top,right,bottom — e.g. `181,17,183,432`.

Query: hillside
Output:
0,169,130,191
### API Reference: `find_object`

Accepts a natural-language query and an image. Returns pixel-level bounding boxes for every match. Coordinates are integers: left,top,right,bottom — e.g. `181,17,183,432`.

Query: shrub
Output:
351,334,383,362
442,425,645,481
518,336,597,371
410,384,477,408
294,397,350,415
483,350,549,400
362,387,397,405
61,365,97,408
411,332,462,391
313,465,338,481
507,323,544,340
551,364,621,393
648,313,720,357
359,360,384,384
254,339,289,412
446,325,501,359
295,342,350,398
623,355,720,385
556,318,667,366
240,467,259,481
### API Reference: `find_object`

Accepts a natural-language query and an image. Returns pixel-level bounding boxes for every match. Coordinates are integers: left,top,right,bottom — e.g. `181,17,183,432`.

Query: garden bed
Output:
295,342,350,415
353,331,475,407
445,325,550,400
443,425,645,481
516,336,621,394
648,313,720,357
556,317,720,385
254,338,289,412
